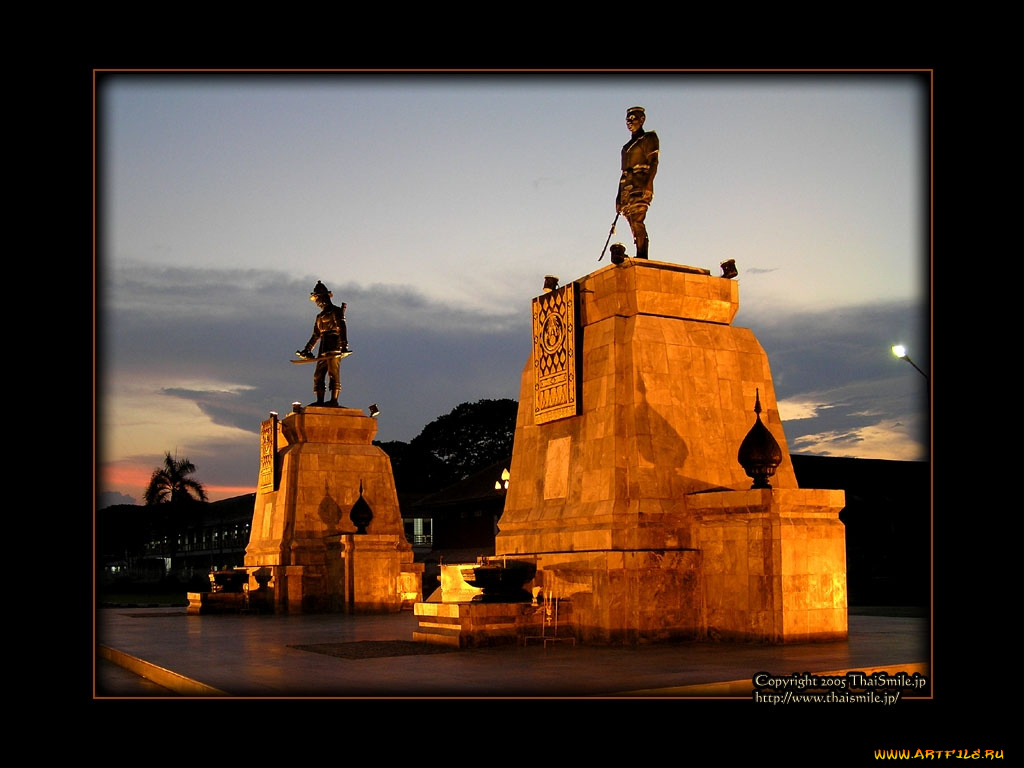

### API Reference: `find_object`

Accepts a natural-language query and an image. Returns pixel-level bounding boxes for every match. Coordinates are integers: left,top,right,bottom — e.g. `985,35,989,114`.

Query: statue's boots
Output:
309,390,326,407
328,389,340,407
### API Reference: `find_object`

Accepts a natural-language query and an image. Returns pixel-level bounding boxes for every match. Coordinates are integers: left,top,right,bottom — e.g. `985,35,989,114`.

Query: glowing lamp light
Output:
891,344,927,380
495,468,511,491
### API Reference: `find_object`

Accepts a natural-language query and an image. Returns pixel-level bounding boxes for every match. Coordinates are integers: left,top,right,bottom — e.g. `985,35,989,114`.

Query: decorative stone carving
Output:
532,282,580,424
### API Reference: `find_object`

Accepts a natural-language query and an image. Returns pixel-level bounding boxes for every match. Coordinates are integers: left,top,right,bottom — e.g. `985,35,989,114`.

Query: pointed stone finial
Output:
349,480,374,534
737,388,783,489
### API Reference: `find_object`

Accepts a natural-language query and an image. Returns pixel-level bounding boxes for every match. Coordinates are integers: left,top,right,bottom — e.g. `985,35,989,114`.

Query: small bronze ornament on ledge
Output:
609,242,627,265
737,388,782,489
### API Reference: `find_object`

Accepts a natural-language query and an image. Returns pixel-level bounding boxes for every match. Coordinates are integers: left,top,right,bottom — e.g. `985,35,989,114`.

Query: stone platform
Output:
413,601,545,648
186,591,247,615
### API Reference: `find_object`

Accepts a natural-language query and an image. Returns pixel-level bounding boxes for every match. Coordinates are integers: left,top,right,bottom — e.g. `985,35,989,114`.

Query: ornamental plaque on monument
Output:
258,414,278,493
532,281,581,425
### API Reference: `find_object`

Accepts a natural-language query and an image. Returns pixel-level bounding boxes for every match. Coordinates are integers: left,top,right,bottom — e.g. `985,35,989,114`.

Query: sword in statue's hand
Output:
599,212,620,261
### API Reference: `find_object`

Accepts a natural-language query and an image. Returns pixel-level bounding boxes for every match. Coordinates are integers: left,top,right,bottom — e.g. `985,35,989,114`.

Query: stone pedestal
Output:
341,534,422,613
414,602,546,648
491,259,846,644
691,488,848,643
510,550,704,644
186,591,247,615
243,406,422,613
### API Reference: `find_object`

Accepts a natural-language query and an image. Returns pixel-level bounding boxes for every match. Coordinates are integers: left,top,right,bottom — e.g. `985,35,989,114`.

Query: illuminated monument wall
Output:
244,407,422,614
494,259,848,644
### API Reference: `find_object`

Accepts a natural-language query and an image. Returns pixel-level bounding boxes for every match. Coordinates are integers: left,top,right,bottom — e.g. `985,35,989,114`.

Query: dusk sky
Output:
96,71,930,505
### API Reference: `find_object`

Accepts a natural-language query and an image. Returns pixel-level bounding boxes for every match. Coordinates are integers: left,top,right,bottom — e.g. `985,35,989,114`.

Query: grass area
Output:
99,592,189,606
97,581,194,606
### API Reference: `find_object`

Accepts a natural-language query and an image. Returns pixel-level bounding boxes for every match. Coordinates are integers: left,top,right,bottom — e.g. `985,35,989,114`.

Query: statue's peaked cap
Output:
310,280,333,300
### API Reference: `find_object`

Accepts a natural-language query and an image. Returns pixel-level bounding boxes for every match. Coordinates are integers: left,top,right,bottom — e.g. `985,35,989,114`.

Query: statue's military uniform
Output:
299,281,349,406
617,123,659,259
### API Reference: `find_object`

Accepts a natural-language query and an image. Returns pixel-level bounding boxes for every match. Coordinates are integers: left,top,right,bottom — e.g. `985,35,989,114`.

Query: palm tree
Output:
144,452,208,563
144,452,208,506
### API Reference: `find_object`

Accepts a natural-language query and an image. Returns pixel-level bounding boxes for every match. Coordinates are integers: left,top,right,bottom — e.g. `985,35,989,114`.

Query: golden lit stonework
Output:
532,283,579,424
258,416,277,493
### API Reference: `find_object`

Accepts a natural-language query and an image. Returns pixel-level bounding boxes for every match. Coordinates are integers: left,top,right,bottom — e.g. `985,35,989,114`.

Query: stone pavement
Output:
95,606,929,699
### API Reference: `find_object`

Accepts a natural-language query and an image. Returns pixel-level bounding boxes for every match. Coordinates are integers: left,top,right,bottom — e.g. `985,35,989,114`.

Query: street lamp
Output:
891,344,928,380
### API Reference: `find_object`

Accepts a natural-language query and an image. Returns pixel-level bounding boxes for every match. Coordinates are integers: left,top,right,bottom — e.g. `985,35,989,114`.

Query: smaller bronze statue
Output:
295,280,350,407
616,106,659,260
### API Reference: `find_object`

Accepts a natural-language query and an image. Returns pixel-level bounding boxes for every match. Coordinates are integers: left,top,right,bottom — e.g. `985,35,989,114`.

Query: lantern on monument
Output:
737,388,782,489
349,481,374,534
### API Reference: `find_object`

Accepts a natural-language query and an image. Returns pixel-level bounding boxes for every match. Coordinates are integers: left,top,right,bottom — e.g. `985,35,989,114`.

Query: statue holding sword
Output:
601,106,659,261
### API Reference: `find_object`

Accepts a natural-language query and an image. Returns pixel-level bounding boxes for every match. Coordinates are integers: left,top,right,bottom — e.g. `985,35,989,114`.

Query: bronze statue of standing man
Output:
296,280,350,407
616,106,659,260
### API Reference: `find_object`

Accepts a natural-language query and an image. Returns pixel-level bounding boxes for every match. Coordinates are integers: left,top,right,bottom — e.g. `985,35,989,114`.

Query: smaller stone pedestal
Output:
413,602,546,648
691,488,848,643
341,534,423,613
413,561,568,647
186,591,247,615
244,406,422,613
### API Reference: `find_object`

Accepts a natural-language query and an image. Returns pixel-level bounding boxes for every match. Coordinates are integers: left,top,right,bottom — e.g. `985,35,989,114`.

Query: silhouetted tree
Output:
376,439,459,496
408,399,517,483
143,452,208,560
144,452,208,505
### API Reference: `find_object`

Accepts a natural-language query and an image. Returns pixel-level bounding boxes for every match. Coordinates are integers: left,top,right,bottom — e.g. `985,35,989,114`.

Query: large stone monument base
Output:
480,259,846,645
243,406,422,614
514,550,703,644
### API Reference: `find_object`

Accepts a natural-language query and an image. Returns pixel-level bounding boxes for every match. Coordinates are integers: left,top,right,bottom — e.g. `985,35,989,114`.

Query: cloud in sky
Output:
740,298,929,463
97,261,928,506
790,419,925,461
98,263,531,504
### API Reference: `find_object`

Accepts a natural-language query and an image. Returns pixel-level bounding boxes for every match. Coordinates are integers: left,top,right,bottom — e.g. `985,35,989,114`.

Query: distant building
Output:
171,493,255,577
97,494,254,583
